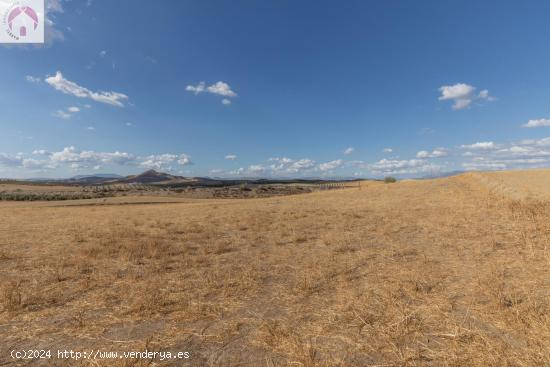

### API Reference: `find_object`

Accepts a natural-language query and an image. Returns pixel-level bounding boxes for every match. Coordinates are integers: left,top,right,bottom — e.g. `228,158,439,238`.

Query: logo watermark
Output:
0,0,44,43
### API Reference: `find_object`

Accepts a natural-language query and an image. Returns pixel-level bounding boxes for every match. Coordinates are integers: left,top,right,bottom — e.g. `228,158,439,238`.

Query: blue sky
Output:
2,0,550,178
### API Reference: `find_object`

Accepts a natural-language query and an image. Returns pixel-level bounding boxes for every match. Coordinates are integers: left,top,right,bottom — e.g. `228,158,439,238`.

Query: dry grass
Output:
0,171,549,366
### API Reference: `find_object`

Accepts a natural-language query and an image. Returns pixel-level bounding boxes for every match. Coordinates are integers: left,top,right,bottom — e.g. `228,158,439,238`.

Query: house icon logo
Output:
1,0,44,43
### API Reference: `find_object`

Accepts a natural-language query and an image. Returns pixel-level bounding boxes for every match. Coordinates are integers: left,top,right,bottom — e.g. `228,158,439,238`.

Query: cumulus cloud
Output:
185,82,206,94
383,148,393,153
55,148,188,170
177,154,192,166
318,159,344,171
289,159,316,173
438,83,495,110
0,147,189,174
247,165,265,173
45,71,129,107
140,154,177,170
218,157,319,178
186,81,237,104
225,154,237,161
268,157,316,174
22,158,47,169
53,110,72,120
459,141,496,150
206,82,237,97
460,137,550,171
51,146,135,167
343,147,354,155
522,119,550,128
227,165,265,177
0,153,53,170
370,158,443,175
416,148,448,159
0,153,24,167
52,106,80,120
461,161,507,170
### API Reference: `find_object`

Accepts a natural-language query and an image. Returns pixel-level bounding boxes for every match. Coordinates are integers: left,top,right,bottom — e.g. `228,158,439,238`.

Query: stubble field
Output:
1,170,549,366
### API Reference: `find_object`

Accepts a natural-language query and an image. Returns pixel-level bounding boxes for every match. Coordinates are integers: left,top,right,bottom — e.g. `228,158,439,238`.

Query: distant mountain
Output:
14,169,363,187
116,169,181,184
70,174,123,180
12,174,123,183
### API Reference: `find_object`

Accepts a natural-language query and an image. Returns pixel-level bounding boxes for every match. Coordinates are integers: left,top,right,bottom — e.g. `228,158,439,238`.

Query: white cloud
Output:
438,83,495,110
186,81,237,103
461,161,507,170
25,75,41,83
459,137,550,171
343,147,355,155
125,122,133,126
218,157,319,178
186,82,206,94
44,0,65,46
416,148,448,158
178,154,192,166
370,158,442,175
51,146,136,167
45,71,129,107
0,153,53,171
0,153,23,167
53,110,72,120
289,159,316,173
229,165,266,177
22,158,49,169
53,106,81,120
522,119,550,128
99,50,107,58
2,147,192,174
383,148,393,153
225,154,237,161
140,154,177,170
269,157,316,174
248,165,265,173
207,82,237,97
459,141,496,150
319,159,344,171
86,126,95,131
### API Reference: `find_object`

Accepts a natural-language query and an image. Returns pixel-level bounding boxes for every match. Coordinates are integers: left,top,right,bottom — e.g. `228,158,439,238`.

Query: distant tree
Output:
384,176,397,183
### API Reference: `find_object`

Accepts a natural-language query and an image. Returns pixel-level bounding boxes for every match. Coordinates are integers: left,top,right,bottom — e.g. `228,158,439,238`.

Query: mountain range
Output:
17,170,359,187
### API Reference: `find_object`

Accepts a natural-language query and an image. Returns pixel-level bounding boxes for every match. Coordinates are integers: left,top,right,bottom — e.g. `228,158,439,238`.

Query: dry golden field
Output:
1,170,549,366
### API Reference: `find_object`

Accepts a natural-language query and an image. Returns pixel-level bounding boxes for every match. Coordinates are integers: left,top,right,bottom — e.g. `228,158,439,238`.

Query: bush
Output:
384,176,397,184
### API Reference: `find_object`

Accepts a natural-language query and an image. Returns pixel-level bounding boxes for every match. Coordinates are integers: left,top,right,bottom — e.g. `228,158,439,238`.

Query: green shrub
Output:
384,176,397,184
